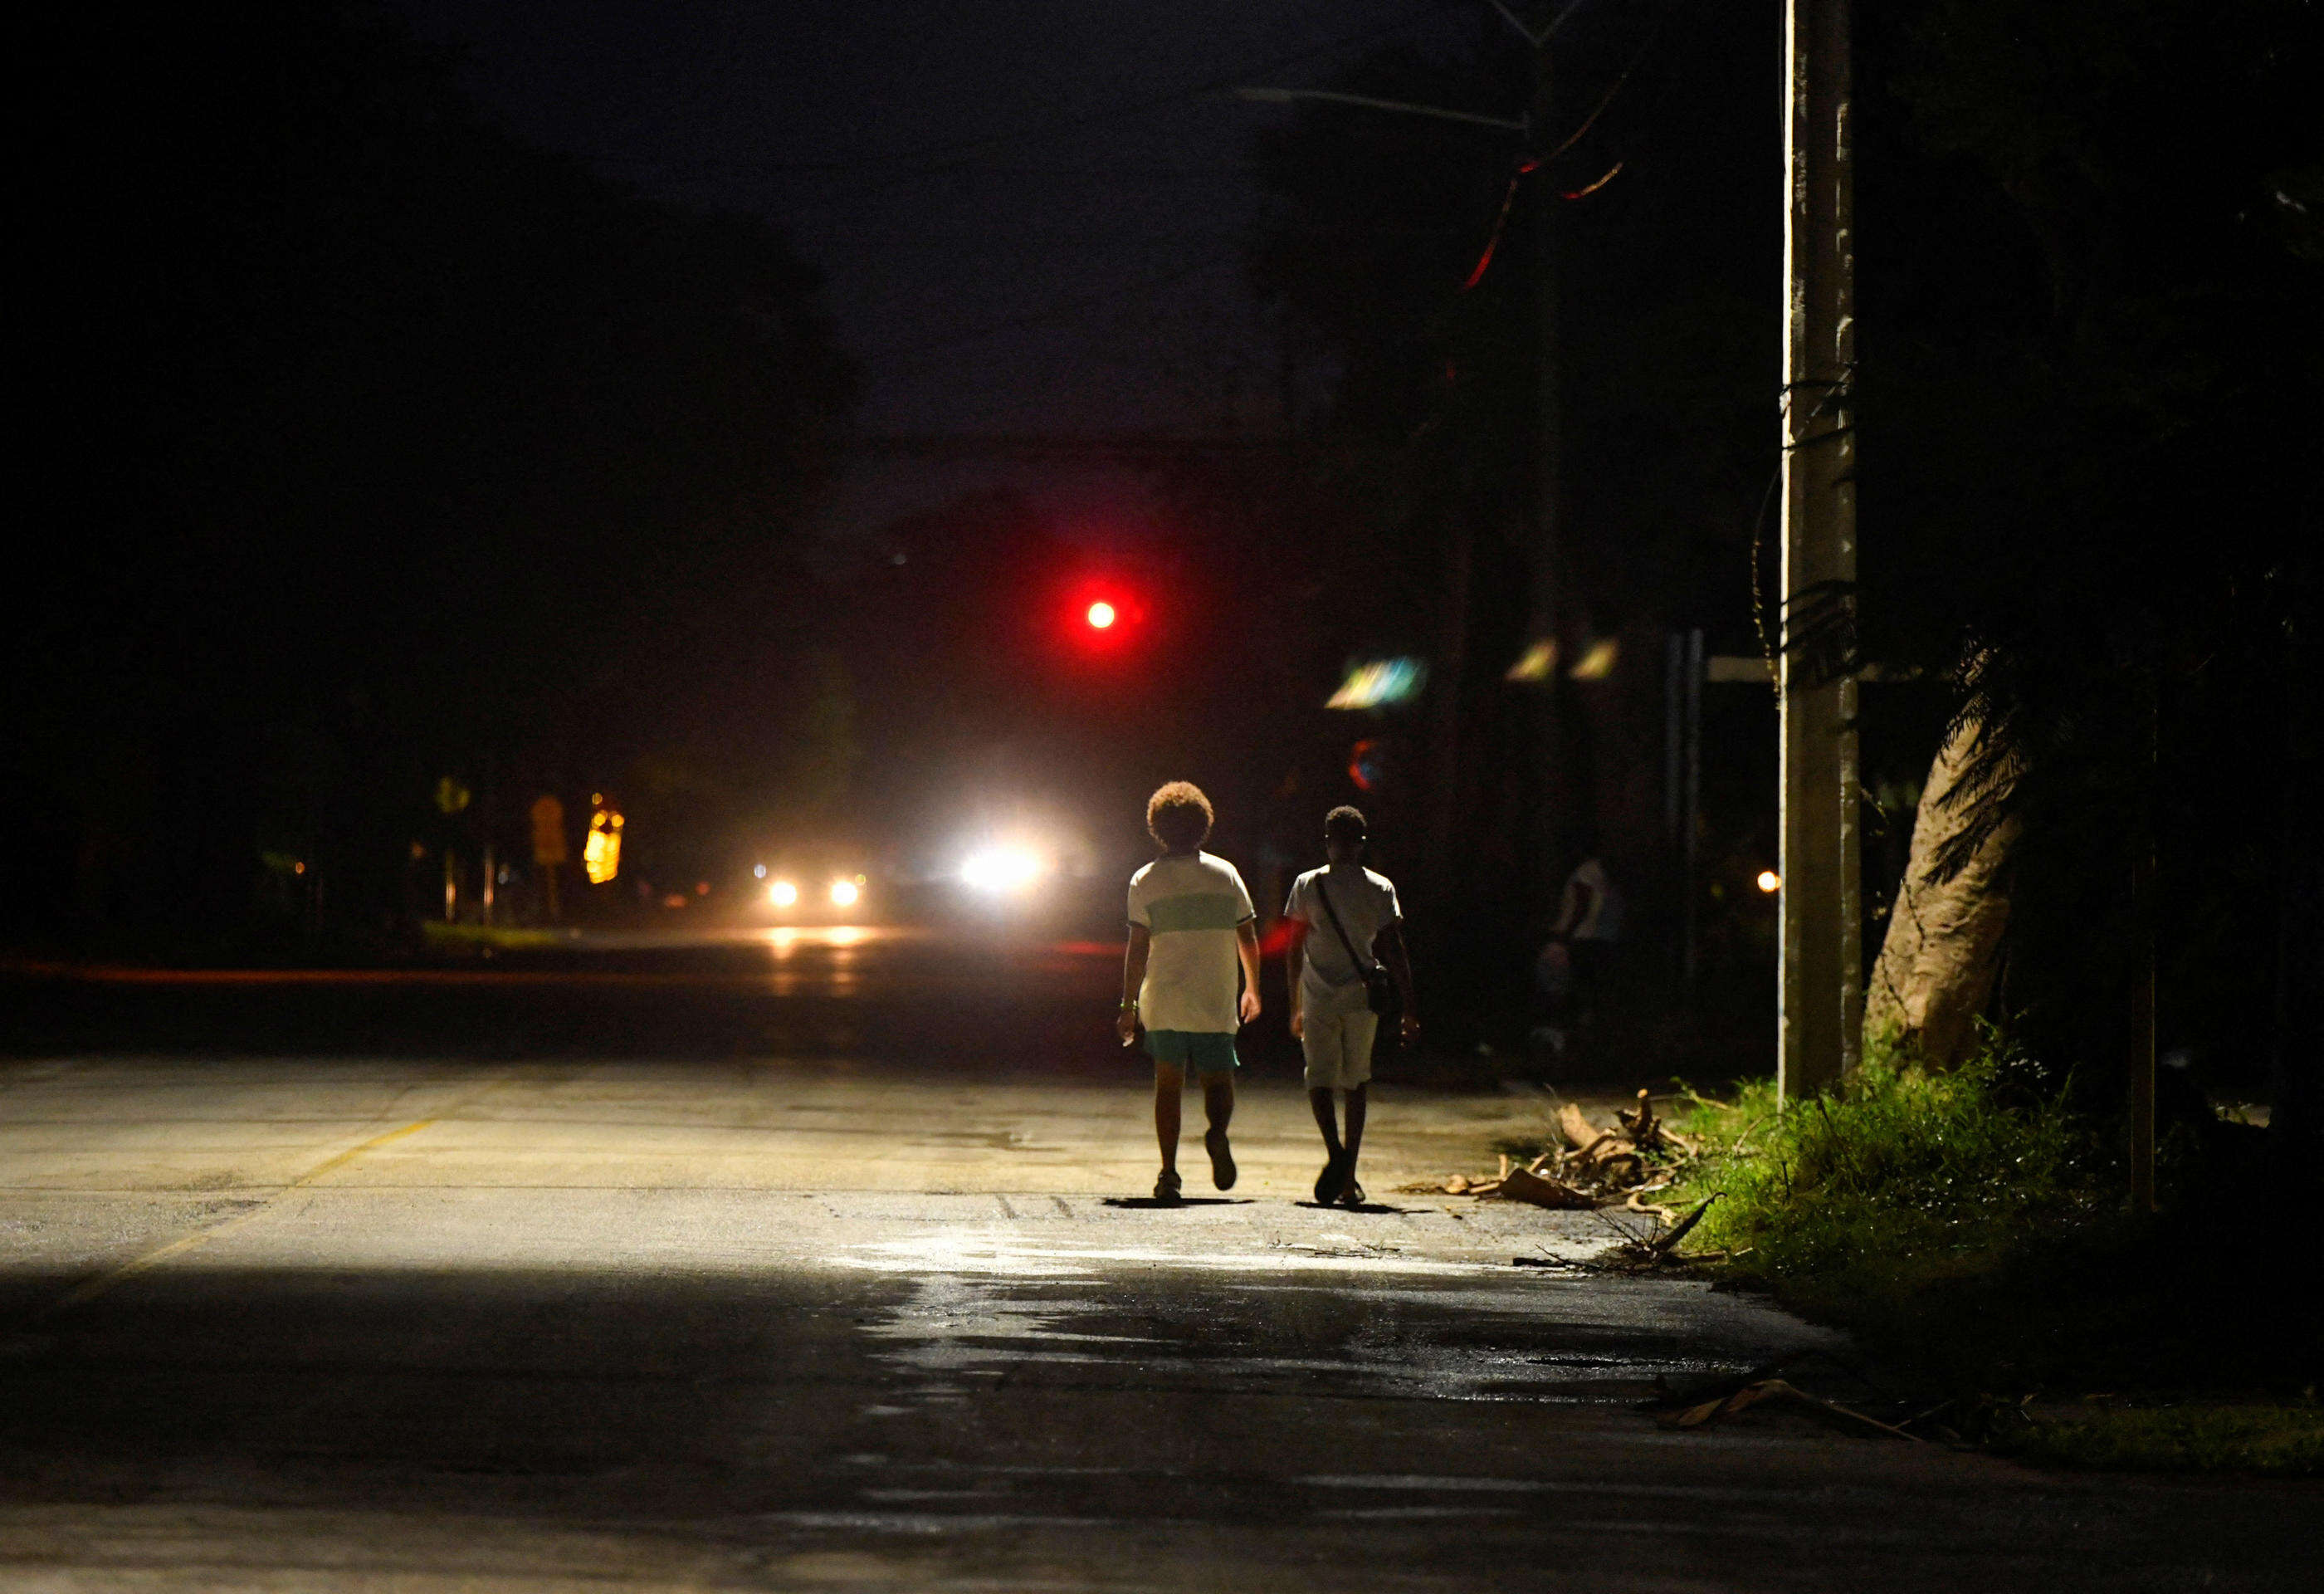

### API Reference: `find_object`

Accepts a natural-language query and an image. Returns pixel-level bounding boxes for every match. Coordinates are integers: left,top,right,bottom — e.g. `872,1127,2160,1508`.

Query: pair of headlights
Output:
769,878,861,908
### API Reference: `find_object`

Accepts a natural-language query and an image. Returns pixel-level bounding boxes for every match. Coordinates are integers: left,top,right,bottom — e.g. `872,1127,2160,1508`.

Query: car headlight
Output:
769,880,798,907
829,878,861,908
961,848,1043,892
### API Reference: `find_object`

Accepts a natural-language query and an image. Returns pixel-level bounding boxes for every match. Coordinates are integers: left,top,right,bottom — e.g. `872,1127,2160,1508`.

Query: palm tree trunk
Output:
1864,720,2016,1066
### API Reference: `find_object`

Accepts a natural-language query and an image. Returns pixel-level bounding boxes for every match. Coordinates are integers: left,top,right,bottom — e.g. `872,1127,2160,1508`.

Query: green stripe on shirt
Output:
1144,892,1250,933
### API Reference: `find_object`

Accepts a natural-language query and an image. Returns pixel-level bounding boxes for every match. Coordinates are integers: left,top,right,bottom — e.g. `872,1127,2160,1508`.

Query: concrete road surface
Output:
1,932,2314,1591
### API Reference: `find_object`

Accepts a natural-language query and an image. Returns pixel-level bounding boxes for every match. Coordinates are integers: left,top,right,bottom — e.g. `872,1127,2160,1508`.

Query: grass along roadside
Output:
420,921,575,953
1655,1038,2321,1474
1662,1043,2098,1300
1995,1401,2324,1473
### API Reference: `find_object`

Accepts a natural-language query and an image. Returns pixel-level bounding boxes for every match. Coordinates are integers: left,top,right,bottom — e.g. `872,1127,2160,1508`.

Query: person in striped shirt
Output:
1114,781,1261,1205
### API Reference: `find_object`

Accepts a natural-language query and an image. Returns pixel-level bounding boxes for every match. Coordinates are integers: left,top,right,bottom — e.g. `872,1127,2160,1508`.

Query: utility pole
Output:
1777,0,1860,1102
1665,628,1705,995
1527,37,1573,887
2128,686,2160,1211
2129,849,2157,1211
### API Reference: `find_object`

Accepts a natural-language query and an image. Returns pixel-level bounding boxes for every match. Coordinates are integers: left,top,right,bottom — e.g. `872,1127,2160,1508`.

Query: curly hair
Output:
1145,781,1213,852
1324,804,1368,844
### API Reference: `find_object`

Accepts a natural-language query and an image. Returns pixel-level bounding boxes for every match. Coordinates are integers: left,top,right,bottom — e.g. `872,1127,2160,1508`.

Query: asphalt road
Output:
1,931,2314,1591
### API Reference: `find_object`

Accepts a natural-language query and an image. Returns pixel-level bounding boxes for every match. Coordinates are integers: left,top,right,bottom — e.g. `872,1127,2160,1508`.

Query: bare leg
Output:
1203,1074,1235,1135
1308,1087,1342,1156
1154,1062,1184,1174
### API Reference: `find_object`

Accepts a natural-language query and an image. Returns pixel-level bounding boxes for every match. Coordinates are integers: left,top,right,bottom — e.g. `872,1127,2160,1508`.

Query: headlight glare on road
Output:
769,880,798,907
829,878,861,908
961,848,1043,893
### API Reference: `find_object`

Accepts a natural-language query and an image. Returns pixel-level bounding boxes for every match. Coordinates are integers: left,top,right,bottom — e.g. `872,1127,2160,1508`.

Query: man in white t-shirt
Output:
1546,842,1623,1027
1283,805,1418,1207
1115,781,1260,1205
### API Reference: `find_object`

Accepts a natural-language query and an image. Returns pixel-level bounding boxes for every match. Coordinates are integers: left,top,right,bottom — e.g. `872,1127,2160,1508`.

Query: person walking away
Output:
1545,839,1623,1029
1282,805,1418,1207
1115,782,1260,1204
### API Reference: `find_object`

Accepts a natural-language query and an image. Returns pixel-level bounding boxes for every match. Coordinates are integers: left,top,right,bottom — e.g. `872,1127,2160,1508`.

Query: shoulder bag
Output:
1316,875,1402,1021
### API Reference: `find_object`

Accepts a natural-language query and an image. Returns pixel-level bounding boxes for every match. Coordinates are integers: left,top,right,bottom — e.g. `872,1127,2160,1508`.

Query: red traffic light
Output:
1065,580,1143,653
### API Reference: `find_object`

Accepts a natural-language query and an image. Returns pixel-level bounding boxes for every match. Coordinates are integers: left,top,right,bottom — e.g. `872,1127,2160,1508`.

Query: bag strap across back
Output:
1314,873,1374,976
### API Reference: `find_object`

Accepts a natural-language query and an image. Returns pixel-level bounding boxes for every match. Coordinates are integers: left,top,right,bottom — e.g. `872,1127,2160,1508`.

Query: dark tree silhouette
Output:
1857,0,2321,1142
12,3,855,944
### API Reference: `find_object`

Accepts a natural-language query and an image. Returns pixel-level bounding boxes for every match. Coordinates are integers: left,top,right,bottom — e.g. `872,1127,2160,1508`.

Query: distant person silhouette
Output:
1545,836,1623,1029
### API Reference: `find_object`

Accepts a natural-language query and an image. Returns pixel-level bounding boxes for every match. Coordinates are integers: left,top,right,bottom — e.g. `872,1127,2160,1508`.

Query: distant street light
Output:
583,804,623,886
1757,870,1782,895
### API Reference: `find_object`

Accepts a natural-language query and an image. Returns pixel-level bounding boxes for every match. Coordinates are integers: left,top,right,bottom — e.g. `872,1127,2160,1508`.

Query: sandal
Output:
1204,1126,1237,1191
1313,1151,1349,1205
1154,1169,1184,1204
1338,1176,1367,1208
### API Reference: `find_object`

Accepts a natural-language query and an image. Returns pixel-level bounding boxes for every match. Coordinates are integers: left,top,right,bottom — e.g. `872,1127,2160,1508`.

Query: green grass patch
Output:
1997,1403,2324,1474
1664,1039,2104,1309
420,921,571,951
1661,1038,2320,1473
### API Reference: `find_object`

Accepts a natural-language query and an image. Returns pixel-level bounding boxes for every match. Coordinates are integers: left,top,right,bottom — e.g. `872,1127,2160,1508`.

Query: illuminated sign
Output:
1504,639,1556,682
1568,638,1620,680
529,795,568,866
1326,657,1427,710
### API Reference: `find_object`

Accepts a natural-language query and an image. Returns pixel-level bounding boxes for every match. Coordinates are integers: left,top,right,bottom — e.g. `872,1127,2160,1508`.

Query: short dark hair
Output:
1324,804,1368,844
1146,781,1214,851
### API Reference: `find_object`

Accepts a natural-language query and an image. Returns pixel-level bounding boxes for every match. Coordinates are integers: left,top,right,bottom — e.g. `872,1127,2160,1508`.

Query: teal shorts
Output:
1144,1029,1240,1074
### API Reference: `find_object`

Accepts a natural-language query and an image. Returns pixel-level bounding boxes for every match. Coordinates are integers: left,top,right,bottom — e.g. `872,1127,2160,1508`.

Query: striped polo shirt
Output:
1126,851,1256,1033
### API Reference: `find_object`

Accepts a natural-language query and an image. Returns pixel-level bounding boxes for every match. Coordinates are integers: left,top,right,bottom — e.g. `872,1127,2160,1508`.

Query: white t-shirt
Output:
1555,857,1623,941
1126,851,1256,1033
1286,863,1402,1014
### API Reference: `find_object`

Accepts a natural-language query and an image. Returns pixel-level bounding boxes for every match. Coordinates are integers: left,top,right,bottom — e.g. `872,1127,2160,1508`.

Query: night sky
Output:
387,0,1479,534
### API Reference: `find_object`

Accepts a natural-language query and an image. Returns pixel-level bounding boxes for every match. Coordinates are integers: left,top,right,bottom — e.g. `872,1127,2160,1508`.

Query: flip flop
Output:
1204,1126,1237,1191
1313,1151,1349,1205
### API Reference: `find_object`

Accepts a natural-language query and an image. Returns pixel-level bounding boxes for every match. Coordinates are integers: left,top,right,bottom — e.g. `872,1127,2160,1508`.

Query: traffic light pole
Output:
1528,51,1572,887
1777,0,1860,1102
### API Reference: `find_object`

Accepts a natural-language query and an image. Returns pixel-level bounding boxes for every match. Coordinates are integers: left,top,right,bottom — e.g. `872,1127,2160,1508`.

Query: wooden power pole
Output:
1526,38,1571,885
1777,0,1861,1102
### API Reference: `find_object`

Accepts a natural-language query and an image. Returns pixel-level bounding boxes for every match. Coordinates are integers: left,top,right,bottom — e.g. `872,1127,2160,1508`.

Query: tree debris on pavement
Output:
1661,1378,1921,1440
1494,1165,1596,1209
1407,1091,1715,1232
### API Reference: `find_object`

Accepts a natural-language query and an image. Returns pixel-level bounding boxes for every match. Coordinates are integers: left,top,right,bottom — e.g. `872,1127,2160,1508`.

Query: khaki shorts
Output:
1301,1005,1379,1092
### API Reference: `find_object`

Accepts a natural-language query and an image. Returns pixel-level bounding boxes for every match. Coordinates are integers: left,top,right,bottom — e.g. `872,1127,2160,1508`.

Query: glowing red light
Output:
1062,578,1144,655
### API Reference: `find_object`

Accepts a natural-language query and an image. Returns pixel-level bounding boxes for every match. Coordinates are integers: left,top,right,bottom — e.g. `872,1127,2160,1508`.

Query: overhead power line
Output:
736,2,1455,214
